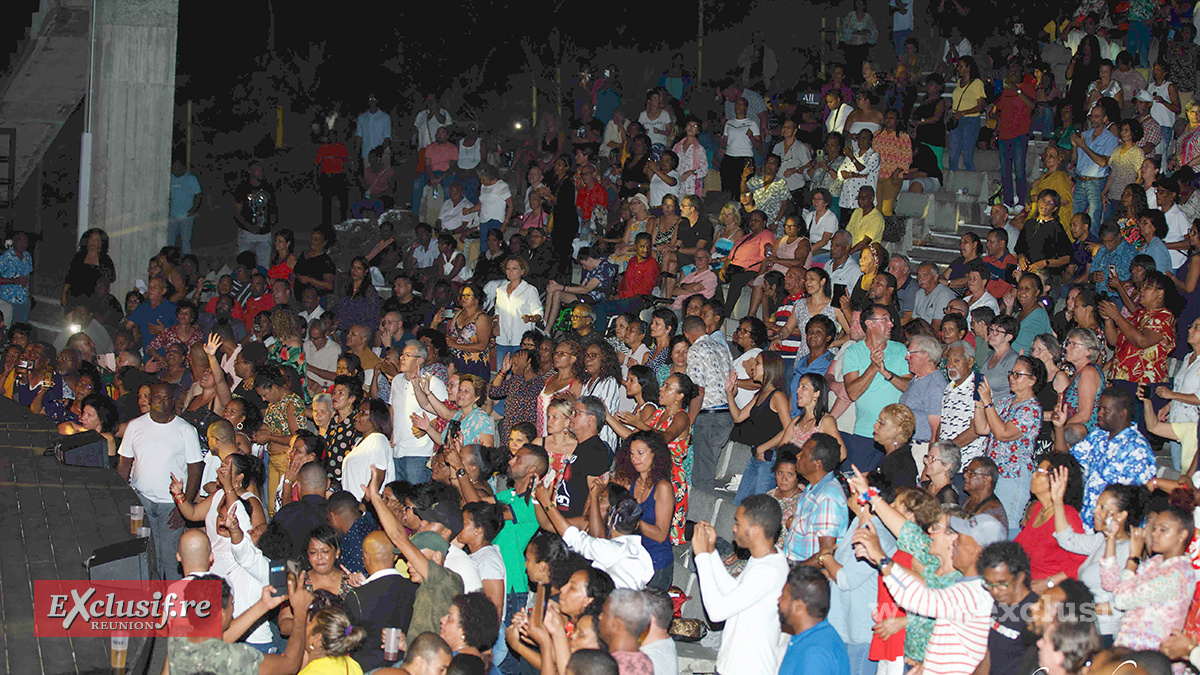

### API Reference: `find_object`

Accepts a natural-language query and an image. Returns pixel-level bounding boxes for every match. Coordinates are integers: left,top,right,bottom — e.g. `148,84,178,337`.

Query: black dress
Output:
549,174,578,276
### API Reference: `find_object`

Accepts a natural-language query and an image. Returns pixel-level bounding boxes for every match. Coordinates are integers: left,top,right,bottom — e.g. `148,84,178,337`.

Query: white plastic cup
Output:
129,505,144,534
137,527,151,539
110,635,129,669
383,627,402,661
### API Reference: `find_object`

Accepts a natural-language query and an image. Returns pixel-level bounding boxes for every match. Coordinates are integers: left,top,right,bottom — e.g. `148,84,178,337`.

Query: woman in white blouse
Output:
341,399,396,501
1156,317,1200,470
805,188,839,264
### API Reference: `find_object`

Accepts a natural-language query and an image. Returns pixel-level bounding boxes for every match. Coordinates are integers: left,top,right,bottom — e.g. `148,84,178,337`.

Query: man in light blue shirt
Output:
355,94,393,161
168,158,202,254
1071,103,1119,236
824,500,897,675
778,565,851,675
842,304,909,437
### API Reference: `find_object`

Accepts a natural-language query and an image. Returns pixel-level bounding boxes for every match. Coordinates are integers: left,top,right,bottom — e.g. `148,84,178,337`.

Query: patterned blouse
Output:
453,406,497,446
873,131,913,185
746,175,791,233
264,393,306,449
984,394,1042,479
1100,554,1196,655
673,137,709,197
321,414,361,480
448,314,492,378
1107,308,1175,384
490,371,548,441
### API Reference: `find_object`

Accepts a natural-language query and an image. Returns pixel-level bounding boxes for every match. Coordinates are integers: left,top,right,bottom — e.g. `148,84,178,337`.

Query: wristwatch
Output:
878,556,894,575
456,469,468,478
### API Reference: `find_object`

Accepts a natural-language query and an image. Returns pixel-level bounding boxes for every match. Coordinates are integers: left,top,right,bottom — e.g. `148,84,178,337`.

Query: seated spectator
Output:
544,248,616,333
596,590,656,673
1090,218,1138,292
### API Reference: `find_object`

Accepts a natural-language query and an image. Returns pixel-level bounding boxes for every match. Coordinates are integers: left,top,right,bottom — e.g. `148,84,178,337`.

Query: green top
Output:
495,488,540,593
897,521,963,661
169,637,263,675
409,560,464,638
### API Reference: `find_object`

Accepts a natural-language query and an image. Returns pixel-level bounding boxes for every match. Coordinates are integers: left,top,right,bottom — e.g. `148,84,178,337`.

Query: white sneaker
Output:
719,474,742,493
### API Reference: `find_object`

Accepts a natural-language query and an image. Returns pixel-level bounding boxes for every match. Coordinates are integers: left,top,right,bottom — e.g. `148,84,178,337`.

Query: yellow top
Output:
847,208,885,246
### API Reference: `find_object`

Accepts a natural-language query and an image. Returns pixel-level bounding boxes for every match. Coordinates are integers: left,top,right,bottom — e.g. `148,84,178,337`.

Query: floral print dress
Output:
651,407,691,545
448,315,492,378
984,394,1042,479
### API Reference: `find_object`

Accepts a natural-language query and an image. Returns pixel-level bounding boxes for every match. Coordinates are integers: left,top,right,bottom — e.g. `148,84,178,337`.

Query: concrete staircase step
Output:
908,245,961,265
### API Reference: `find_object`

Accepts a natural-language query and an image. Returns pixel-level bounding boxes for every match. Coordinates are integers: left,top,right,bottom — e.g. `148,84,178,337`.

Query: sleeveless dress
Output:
205,490,254,579
638,483,675,572
752,235,803,287
651,407,691,544
536,376,575,436
1063,364,1106,432
448,314,491,378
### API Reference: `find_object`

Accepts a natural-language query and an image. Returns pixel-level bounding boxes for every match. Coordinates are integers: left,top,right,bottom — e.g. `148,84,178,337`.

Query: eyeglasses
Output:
988,326,1009,334
906,350,922,356
982,578,1016,590
1007,370,1034,378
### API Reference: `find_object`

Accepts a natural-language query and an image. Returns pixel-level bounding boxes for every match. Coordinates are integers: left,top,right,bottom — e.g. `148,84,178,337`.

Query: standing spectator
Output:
0,232,32,323
691,494,789,675
233,161,277,272
992,63,1035,208
976,354,1045,537
640,588,679,675
839,135,882,230
777,566,852,675
682,315,733,493
356,93,394,164
1146,62,1181,163
1101,271,1177,409
852,511,1003,675
947,57,987,171
774,118,811,206
784,434,849,564
167,157,202,255
673,115,709,197
939,340,987,466
390,340,446,483
343,530,417,671
117,382,202,580
840,0,878,78
1071,104,1119,233
843,304,909,441
720,98,761,201
897,335,948,445
315,131,350,227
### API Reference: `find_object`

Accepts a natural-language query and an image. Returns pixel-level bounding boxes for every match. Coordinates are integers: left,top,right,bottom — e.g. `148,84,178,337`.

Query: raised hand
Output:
851,519,884,565
1048,465,1068,505
203,333,222,357
169,473,184,498
1129,526,1146,558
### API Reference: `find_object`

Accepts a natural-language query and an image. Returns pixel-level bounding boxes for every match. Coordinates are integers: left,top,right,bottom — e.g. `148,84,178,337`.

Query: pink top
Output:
767,235,804,274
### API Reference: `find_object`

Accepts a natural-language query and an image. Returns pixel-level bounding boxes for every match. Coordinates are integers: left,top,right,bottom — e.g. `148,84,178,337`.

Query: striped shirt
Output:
883,567,993,675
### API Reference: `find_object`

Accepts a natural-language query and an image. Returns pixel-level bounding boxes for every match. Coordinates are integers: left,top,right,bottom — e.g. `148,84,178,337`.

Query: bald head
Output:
298,461,330,495
177,529,212,574
207,419,236,446
362,531,396,575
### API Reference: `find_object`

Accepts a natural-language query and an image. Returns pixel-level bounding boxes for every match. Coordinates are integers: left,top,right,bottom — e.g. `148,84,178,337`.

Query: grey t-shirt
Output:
979,349,1018,401
640,637,679,675
900,370,950,443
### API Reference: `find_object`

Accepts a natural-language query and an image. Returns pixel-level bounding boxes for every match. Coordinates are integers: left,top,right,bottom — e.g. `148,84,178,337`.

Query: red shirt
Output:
315,143,349,174
982,252,1018,299
575,182,608,220
993,76,1036,140
242,293,275,331
617,255,660,298
1014,502,1088,580
204,296,244,320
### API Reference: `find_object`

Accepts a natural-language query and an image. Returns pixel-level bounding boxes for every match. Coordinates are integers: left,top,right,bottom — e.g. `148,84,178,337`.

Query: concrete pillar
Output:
87,0,178,298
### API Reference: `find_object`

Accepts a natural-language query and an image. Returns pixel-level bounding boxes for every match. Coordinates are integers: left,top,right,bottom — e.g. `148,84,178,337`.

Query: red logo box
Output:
34,580,222,638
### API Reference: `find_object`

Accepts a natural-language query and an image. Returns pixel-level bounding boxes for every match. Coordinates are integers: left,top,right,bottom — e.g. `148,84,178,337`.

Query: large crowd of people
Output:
18,2,1200,675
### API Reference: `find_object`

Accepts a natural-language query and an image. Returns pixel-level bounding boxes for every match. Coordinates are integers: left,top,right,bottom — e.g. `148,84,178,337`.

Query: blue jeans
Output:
733,443,777,505
493,344,521,417
1161,126,1175,171
411,173,428,213
480,219,503,243
1102,198,1122,225
134,491,183,580
1073,178,1105,237
8,299,29,323
394,455,432,484
497,592,528,675
994,464,1031,539
167,216,195,254
1032,107,1055,136
998,134,1028,206
848,642,873,675
1128,21,1152,66
946,116,982,171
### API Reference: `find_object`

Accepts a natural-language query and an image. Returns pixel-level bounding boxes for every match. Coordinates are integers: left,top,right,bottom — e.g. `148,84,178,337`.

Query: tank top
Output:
458,139,482,171
733,391,785,446
1147,80,1177,127
638,483,675,569
537,377,575,436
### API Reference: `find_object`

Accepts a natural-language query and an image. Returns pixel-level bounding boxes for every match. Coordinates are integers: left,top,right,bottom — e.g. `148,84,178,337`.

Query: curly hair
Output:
1033,451,1085,512
552,339,587,381
585,341,623,384
451,592,501,652
612,430,672,487
895,487,944,533
270,306,302,341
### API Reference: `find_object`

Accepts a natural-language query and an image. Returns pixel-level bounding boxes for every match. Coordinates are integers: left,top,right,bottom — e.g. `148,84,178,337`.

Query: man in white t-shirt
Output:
303,314,342,391
118,382,203,580
389,340,447,483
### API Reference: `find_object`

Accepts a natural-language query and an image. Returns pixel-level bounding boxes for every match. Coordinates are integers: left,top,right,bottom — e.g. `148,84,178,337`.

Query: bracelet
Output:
984,403,994,409
172,493,184,502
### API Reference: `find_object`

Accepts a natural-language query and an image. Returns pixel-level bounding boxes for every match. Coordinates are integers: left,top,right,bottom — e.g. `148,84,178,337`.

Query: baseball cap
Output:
948,514,1006,548
1154,175,1181,194
1134,90,1154,103
409,531,449,555
416,500,463,538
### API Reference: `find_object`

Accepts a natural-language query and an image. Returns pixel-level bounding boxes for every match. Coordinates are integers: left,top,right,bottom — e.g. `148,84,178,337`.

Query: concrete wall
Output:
87,0,178,298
